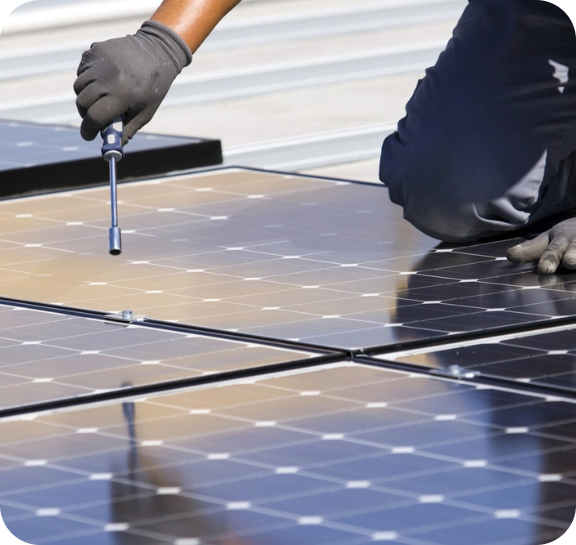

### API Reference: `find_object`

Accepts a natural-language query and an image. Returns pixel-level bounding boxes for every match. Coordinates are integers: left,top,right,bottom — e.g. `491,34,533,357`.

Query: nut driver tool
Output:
101,116,124,255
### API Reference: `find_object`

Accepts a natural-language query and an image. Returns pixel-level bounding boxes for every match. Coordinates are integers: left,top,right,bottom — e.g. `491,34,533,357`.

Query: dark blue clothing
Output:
380,0,576,242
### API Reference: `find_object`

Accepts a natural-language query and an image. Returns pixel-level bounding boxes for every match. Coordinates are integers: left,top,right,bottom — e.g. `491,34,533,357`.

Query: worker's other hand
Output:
506,217,576,274
74,20,192,146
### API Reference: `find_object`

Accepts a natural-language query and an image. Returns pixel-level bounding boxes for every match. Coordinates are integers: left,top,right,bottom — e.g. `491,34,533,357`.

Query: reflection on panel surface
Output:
0,364,574,545
0,167,574,349
0,303,323,411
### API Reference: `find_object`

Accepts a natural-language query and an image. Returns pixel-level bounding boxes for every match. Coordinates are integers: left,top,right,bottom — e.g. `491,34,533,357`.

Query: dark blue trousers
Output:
380,0,576,242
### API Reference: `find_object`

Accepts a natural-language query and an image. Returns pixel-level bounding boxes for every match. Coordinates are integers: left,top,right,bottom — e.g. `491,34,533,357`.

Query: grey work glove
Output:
74,20,192,146
506,217,576,274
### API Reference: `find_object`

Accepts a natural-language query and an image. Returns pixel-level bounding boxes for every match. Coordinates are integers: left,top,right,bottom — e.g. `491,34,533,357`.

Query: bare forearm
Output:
151,0,242,53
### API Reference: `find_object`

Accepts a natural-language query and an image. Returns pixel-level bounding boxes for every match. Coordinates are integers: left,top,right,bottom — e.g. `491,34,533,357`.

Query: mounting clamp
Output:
105,310,149,324
430,365,478,380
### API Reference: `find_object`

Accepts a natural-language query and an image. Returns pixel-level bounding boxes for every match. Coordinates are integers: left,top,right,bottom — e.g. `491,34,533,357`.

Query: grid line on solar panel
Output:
0,302,335,413
0,167,573,352
0,364,572,544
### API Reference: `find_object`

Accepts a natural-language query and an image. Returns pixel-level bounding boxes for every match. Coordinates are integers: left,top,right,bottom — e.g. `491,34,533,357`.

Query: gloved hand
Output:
506,217,576,274
74,20,192,146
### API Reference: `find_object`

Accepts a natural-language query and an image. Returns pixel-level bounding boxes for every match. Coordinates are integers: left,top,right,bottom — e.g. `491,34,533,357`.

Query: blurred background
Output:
0,0,466,181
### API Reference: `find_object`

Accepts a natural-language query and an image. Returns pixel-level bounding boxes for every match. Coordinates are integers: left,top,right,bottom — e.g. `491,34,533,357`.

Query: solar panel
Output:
0,167,571,351
0,120,222,198
0,302,333,413
0,363,572,545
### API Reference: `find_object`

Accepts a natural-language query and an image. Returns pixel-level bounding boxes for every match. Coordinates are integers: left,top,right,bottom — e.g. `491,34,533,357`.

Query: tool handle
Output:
101,116,125,161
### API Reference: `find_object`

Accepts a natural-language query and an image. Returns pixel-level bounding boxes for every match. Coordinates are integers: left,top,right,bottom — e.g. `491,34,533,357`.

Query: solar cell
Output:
0,167,572,351
0,364,572,545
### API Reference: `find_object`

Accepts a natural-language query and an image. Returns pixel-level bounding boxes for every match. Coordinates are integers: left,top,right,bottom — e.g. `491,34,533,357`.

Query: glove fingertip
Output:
506,245,525,263
562,254,576,269
80,126,98,142
538,256,559,275
538,263,557,275
122,114,152,146
121,127,136,147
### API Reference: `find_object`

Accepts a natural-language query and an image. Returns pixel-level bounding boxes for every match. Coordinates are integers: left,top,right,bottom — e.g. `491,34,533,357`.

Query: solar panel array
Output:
1,165,575,545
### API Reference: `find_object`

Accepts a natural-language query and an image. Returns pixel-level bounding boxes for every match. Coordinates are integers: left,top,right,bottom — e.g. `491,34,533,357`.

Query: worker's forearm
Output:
151,0,242,53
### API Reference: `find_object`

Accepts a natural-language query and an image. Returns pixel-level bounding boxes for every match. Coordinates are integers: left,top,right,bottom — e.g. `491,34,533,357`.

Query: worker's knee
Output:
379,132,545,243
379,154,484,243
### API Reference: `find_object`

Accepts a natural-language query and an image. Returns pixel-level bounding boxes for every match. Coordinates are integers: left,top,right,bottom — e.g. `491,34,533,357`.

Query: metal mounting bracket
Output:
430,365,479,380
104,310,149,324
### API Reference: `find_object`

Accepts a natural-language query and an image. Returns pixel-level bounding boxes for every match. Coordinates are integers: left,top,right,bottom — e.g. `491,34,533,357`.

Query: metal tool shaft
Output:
108,155,122,255
109,156,118,227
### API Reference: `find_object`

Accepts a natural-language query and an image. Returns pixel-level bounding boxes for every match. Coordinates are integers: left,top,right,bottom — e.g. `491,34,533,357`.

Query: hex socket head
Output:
109,227,122,256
